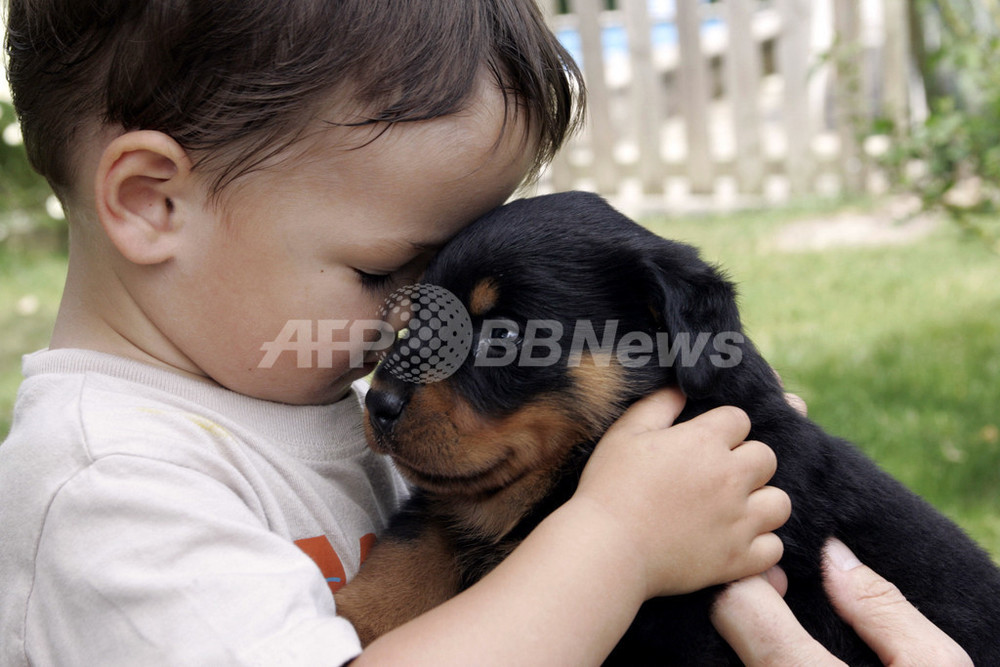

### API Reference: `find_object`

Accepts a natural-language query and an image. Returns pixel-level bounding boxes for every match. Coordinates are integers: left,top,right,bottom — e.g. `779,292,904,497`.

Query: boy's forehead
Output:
239,102,529,216
301,74,532,169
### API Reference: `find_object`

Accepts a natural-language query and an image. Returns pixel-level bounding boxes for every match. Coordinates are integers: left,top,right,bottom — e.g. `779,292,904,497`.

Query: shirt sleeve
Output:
26,454,363,667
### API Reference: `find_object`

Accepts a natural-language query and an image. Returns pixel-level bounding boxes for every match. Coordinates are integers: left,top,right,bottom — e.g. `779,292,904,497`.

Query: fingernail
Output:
825,538,862,571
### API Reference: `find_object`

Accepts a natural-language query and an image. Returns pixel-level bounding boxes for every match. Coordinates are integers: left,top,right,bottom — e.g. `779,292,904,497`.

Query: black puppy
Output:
335,191,1000,663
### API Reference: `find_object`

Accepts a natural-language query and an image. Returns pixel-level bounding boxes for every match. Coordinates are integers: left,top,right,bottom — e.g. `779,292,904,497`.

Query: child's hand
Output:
573,388,790,599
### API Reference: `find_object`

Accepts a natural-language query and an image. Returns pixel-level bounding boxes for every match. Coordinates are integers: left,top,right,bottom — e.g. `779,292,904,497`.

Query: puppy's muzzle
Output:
365,380,411,437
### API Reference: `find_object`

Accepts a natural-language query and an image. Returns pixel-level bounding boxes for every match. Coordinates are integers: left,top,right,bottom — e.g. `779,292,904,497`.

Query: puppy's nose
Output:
365,387,408,435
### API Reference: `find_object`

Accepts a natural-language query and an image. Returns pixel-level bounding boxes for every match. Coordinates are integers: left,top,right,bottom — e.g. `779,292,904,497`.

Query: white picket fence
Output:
533,0,918,212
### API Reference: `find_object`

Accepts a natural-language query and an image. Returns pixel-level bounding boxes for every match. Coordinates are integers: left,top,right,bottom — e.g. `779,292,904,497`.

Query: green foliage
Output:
0,101,51,213
877,0,1000,253
0,100,61,249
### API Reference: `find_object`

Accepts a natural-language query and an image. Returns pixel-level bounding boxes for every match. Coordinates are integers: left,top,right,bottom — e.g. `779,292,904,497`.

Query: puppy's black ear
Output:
642,241,743,399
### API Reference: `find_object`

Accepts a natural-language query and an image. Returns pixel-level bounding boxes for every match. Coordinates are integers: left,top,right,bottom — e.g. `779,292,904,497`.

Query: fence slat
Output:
725,0,765,194
540,0,576,193
623,0,664,194
833,0,866,194
675,0,714,194
777,0,815,196
571,0,619,194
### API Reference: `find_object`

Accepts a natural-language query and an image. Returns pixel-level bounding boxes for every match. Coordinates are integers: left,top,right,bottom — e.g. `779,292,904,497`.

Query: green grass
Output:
1,200,998,559
644,203,1000,560
0,244,66,437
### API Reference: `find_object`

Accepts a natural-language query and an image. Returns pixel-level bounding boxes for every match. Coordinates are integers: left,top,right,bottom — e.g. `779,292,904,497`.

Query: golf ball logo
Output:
378,284,472,383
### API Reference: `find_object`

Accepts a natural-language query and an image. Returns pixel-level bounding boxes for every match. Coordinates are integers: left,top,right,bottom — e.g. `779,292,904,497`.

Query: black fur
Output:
370,191,1000,664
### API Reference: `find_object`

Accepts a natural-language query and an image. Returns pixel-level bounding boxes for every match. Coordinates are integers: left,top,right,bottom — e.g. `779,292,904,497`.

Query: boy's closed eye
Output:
354,269,396,292
353,246,441,294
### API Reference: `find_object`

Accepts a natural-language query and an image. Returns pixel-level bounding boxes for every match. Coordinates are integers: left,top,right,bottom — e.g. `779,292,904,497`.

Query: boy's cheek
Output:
255,319,387,372
195,331,366,404
181,311,388,403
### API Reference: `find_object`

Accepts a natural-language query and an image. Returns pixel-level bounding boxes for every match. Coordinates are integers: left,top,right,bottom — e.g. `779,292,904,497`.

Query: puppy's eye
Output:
475,319,522,359
481,320,521,343
494,327,520,342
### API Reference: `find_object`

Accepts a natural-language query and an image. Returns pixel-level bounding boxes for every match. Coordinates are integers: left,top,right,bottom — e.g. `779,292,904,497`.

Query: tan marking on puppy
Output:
568,352,628,434
444,398,587,539
438,353,627,538
334,519,461,646
468,277,500,316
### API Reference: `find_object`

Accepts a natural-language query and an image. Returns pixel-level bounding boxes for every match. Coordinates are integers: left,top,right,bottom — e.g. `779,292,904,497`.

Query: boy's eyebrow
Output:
374,238,439,252
366,239,443,264
409,241,443,252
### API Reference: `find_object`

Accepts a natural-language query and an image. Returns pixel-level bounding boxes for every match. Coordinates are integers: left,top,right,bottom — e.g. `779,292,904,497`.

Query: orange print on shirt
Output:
295,533,377,594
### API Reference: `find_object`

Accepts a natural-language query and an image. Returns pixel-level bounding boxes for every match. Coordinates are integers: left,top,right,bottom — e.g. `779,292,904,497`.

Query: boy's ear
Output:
95,131,195,265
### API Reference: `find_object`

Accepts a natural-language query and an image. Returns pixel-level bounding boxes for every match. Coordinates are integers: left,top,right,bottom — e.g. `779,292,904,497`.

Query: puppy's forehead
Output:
422,191,666,309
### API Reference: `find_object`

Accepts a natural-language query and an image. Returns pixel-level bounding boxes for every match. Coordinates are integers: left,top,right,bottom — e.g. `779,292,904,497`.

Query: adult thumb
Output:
822,538,972,667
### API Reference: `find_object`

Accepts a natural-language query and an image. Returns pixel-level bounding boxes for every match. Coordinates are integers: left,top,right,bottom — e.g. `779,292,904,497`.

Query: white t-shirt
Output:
0,349,408,666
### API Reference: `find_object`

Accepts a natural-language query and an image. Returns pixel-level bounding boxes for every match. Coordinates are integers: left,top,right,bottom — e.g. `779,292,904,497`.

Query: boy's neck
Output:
50,222,211,387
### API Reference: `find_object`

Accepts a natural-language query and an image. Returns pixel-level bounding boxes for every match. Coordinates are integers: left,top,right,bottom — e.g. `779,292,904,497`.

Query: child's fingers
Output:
667,405,752,449
603,387,687,437
731,439,778,489
704,406,753,448
748,485,792,534
729,490,789,582
744,532,786,579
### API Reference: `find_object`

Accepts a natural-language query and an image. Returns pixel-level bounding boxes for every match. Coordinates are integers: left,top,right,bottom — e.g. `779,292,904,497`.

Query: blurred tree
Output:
881,0,1000,253
0,99,60,245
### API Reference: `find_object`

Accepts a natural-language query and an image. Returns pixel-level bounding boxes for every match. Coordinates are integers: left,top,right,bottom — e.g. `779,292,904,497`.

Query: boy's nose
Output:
365,387,408,436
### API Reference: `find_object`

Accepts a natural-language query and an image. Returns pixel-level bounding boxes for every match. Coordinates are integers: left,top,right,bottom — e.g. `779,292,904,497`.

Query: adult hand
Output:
710,538,973,666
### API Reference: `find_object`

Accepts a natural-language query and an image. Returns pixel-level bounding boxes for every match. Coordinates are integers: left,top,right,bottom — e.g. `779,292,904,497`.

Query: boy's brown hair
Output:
4,0,583,200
